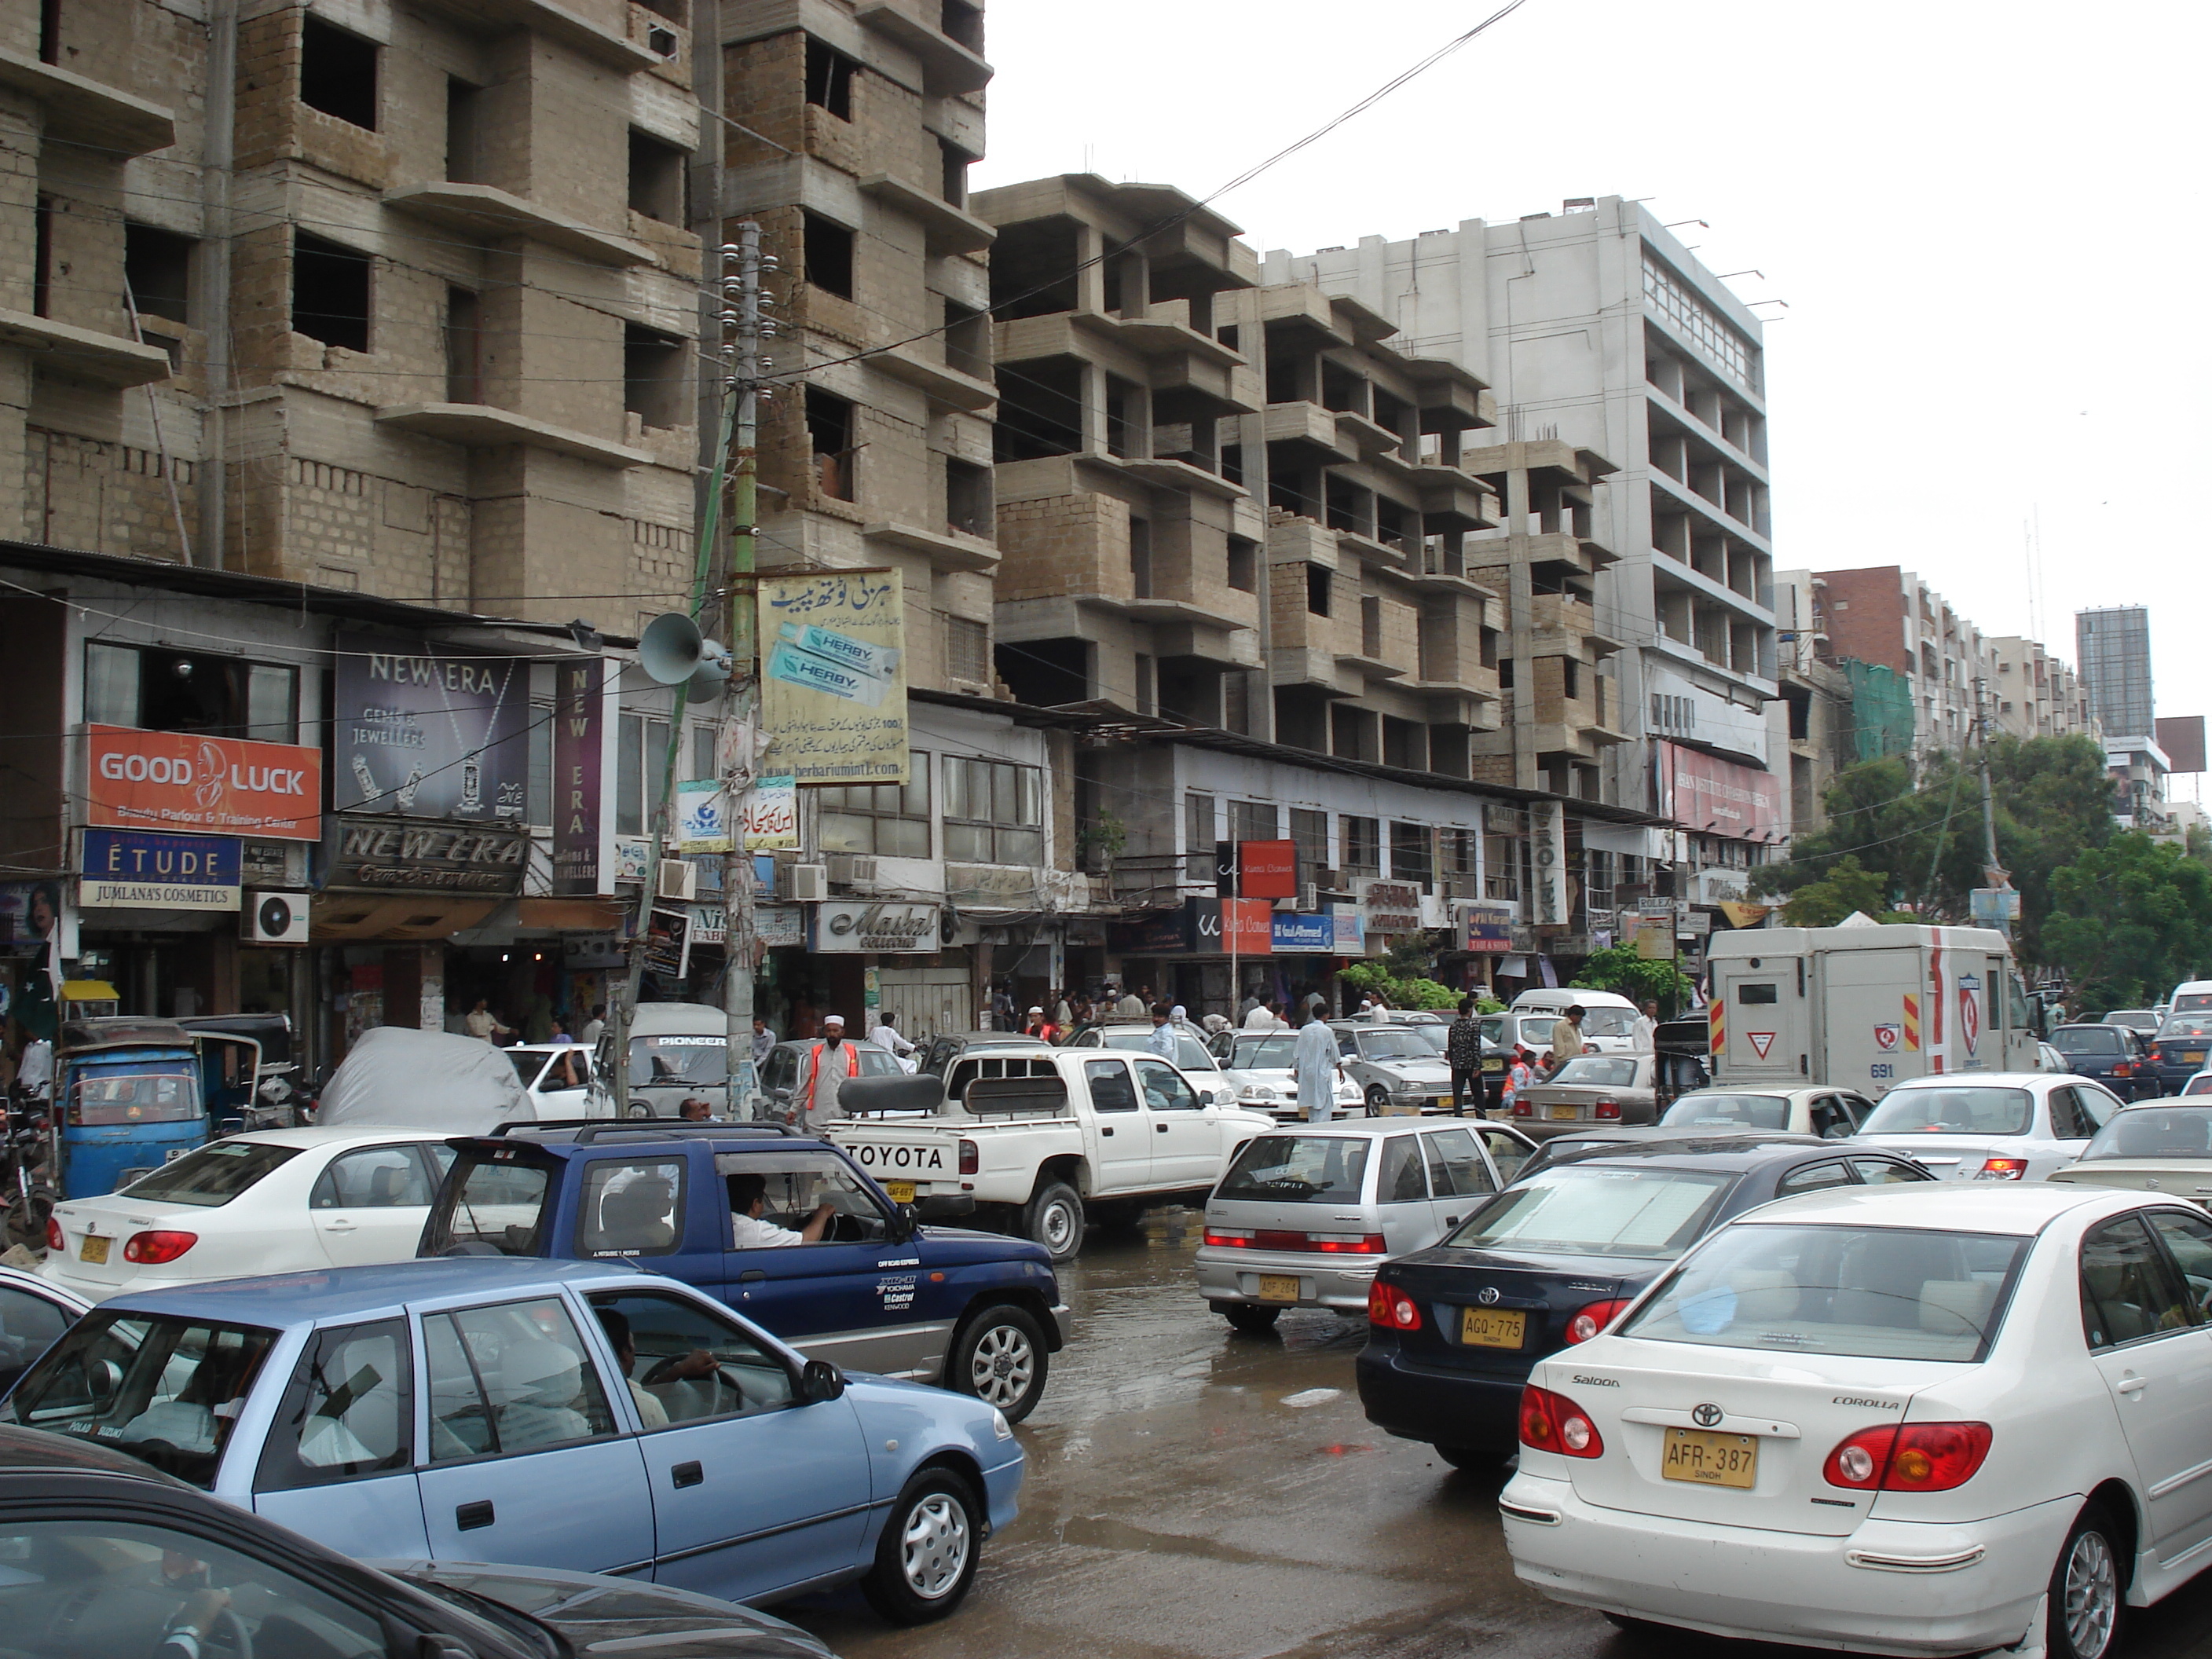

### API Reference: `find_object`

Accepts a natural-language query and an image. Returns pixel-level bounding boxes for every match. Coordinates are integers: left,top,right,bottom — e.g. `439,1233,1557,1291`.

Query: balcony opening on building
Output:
946,458,992,538
624,324,687,430
291,232,370,353
806,387,856,500
988,218,1079,319
995,636,1087,709
1226,537,1257,593
123,222,193,328
629,130,687,224
803,211,855,298
940,0,983,53
1306,566,1331,617
445,79,482,182
992,356,1080,462
445,287,481,403
804,37,856,119
298,16,379,130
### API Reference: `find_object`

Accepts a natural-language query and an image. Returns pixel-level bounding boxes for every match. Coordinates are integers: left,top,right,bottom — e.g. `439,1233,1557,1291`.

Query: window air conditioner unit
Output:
1297,883,1319,912
825,853,880,888
790,863,830,903
657,859,698,902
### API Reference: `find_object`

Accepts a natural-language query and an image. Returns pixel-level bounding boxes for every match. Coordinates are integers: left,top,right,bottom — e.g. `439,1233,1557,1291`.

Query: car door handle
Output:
456,1500,495,1531
738,1269,765,1283
672,1460,704,1489
322,1220,357,1232
1100,1126,1113,1137
1156,1123,1170,1133
2117,1377,2148,1395
1443,1215,1459,1225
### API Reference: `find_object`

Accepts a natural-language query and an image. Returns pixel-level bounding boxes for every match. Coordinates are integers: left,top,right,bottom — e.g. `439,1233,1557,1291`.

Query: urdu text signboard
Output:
758,569,909,787
332,632,529,824
86,726,322,841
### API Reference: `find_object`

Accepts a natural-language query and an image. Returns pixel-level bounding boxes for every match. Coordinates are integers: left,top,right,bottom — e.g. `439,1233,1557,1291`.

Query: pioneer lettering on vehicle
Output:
852,1144,947,1171
1830,1395,1899,1408
1570,1375,1621,1387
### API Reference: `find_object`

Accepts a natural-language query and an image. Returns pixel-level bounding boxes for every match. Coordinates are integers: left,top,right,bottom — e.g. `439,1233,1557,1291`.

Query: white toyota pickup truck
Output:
819,1049,1276,1261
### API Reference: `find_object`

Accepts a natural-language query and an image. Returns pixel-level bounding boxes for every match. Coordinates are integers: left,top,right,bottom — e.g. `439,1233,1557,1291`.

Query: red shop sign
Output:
86,724,323,841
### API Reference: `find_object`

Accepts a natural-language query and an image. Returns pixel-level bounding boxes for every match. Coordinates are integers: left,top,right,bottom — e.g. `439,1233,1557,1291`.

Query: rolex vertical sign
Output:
1530,800,1569,927
551,655,618,895
757,568,909,786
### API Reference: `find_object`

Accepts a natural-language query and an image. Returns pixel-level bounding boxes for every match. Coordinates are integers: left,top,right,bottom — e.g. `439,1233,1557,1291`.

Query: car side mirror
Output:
889,1202,917,1242
800,1357,845,1403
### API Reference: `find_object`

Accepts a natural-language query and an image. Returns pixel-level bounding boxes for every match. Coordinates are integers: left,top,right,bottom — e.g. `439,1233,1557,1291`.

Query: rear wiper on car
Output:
1245,1177,1324,1193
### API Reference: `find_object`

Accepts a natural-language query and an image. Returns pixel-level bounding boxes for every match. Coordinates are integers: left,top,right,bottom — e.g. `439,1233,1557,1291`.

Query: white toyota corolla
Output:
1499,1183,2212,1659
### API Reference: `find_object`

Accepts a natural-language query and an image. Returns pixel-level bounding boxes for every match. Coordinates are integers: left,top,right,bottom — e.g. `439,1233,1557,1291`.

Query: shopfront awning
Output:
310,895,501,940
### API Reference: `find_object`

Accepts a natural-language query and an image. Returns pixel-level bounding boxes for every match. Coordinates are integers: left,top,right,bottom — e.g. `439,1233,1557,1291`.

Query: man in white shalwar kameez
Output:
1293,1007,1342,1122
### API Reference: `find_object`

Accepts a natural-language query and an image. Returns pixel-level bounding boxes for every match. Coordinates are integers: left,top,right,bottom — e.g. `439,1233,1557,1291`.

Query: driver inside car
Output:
727,1171,835,1247
148,1551,230,1659
594,1307,717,1429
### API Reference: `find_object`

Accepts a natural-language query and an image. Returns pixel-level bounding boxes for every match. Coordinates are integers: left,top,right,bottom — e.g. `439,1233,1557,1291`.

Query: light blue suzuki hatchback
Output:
0,1257,1022,1624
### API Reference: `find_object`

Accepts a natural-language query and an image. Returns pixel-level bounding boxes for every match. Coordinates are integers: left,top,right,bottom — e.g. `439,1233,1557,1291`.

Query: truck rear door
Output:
1711,957,1807,1084
1822,944,1927,1096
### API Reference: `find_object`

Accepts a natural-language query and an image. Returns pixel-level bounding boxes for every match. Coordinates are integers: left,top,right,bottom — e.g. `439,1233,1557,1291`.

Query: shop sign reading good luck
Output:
329,817,529,894
79,830,242,911
812,900,940,954
88,726,323,841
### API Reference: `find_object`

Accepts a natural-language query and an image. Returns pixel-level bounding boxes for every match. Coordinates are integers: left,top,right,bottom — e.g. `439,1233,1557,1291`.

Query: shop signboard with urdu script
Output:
757,569,909,787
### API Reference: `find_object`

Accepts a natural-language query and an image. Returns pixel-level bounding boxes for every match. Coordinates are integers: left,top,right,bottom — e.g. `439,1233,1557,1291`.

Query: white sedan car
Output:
1500,1182,2212,1659
1851,1071,2125,1181
507,1041,596,1113
1218,1030,1362,1119
44,1126,456,1302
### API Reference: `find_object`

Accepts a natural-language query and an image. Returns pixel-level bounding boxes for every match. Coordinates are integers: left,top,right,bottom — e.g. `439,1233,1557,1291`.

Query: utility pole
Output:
720,223,767,1116
1975,676,2012,941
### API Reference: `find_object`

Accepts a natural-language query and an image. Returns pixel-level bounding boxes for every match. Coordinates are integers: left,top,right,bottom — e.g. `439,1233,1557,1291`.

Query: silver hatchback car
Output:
1196,1118,1538,1331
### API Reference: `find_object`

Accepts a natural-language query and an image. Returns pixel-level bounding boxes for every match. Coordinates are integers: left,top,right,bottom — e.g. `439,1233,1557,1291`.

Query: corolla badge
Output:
1476,1286,1501,1306
1691,1402,1725,1428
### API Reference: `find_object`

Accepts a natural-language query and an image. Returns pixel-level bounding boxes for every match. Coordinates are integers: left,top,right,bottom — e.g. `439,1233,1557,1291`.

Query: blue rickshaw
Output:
52,1017,209,1199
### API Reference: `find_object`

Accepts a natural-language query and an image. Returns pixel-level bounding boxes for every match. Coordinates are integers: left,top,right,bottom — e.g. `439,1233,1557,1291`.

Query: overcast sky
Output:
975,0,2210,771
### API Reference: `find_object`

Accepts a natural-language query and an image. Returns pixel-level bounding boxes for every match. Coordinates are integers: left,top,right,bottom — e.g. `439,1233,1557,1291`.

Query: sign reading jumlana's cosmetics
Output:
551,654,617,895
329,817,529,894
758,569,909,787
812,900,940,954
87,725,322,840
333,633,529,824
79,830,242,910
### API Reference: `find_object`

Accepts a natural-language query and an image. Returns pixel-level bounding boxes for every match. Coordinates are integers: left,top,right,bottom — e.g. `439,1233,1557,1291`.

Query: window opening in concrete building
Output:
1390,822,1433,892
995,636,1088,708
445,287,482,403
1560,657,1580,701
939,139,972,207
944,616,990,685
86,643,298,744
1341,815,1380,877
38,0,61,64
1320,362,1366,416
617,715,672,837
1331,706,1375,764
992,358,1081,459
1441,828,1478,880
624,325,687,429
1223,670,1250,735
123,222,194,328
804,37,856,119
946,457,991,538
31,197,54,318
1185,793,1215,881
987,218,1078,319
1361,596,1382,659
1133,654,1155,716
945,758,1042,865
291,232,370,353
445,80,482,182
820,752,931,857
1216,324,1240,353
1383,718,1422,771
1128,516,1152,599
1231,801,1278,844
1372,387,1410,445
299,16,379,130
629,130,686,225
1375,496,1408,551
1159,665,1218,729
1325,476,1371,537
1220,444,1243,489
1226,537,1257,593
803,211,855,298
1104,375,1140,459
1498,657,1514,690
1290,808,1328,884
1306,566,1331,617
944,301,988,377
806,388,856,500
939,0,983,53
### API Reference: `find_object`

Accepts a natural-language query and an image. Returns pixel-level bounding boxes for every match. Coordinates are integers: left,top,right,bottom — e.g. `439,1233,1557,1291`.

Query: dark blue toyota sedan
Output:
1355,1139,1933,1469
420,1123,1068,1420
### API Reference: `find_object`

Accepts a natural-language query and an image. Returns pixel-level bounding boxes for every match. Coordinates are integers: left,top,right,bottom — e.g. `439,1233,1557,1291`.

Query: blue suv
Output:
419,1123,1069,1421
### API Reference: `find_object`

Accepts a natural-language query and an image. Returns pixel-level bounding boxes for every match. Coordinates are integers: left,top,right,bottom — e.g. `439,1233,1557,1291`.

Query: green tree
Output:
2042,833,2212,1009
1338,961,1460,1010
1775,855,1909,928
1569,945,1694,1016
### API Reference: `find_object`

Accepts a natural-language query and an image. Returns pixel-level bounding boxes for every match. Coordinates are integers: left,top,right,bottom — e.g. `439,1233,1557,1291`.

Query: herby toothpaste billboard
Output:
757,569,909,787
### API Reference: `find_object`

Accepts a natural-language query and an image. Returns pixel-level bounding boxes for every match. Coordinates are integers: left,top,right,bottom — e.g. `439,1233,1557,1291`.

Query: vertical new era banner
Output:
758,568,910,786
551,655,618,895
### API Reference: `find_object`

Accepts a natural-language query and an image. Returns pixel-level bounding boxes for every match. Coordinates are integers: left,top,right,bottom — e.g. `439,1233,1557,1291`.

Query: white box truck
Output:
1705,918,2040,1097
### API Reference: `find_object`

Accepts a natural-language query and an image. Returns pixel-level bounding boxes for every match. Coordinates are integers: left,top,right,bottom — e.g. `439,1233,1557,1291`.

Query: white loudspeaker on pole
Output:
639,612,734,698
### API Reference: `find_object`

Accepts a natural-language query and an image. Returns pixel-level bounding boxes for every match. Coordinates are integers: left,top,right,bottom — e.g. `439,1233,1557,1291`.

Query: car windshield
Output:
1518,1016,1555,1045
2174,993,2212,1014
2110,1011,2157,1028
1548,1057,1641,1090
1216,1135,1371,1204
2188,1075,2212,1097
1400,1025,1448,1053
1662,1093,1793,1130
2158,1015,2212,1039
509,1052,549,1086
2053,1027,2126,1055
115,1140,302,1207
1355,1031,1432,1062
628,1035,726,1088
1,1313,277,1489
1478,1016,1507,1046
68,1069,198,1126
1230,1035,1300,1071
2080,1104,2212,1160
1098,1028,1216,1070
1580,1009,1638,1038
1859,1086,2033,1137
1445,1166,1736,1259
1622,1223,2030,1362
421,1151,555,1256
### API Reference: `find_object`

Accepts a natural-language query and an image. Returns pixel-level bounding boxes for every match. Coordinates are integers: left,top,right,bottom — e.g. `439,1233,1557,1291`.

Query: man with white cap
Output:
795,1014,861,1128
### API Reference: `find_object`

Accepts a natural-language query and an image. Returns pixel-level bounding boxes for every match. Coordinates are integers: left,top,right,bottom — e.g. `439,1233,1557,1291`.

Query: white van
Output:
590,1002,731,1118
1507,988,1645,1053
2166,980,2212,1016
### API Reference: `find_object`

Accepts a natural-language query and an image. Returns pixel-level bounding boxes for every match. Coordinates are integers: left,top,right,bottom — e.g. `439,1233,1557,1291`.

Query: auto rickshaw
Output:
52,1017,208,1199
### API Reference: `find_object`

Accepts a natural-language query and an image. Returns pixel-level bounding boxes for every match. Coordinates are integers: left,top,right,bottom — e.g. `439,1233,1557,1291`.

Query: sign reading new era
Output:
79,830,242,910
329,817,529,894
87,725,322,841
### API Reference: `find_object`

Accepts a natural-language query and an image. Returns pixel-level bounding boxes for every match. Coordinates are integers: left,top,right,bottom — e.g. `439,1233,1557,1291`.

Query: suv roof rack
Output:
486,1119,800,1141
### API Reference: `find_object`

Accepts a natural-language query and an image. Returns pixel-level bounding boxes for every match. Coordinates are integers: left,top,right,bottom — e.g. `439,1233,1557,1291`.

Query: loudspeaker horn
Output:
639,612,734,689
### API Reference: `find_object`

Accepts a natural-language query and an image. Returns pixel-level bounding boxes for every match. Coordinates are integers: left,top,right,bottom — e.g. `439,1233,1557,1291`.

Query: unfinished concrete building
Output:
714,0,1001,696
5,0,705,617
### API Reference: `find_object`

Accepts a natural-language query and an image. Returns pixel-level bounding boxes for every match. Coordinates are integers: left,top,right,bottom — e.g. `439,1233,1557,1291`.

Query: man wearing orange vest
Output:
796,1013,861,1128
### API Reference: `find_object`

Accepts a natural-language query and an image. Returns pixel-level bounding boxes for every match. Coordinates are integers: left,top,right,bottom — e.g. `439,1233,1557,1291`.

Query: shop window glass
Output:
818,751,930,858
943,756,1042,865
84,643,297,742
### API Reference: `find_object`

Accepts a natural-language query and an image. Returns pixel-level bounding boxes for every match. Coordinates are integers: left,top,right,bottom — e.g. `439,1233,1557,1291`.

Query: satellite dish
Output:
639,613,733,689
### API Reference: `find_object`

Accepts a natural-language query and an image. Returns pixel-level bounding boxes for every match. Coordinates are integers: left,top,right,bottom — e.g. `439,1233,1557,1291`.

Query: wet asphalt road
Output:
783,1210,2212,1659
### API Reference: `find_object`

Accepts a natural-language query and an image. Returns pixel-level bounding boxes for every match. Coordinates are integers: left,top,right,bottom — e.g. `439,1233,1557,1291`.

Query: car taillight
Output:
43,1217,61,1254
1976,1157,2029,1181
1203,1228,1254,1247
1565,1298,1632,1343
1593,1100,1622,1120
1519,1385,1604,1457
1823,1422,1991,1491
1511,1098,1533,1117
123,1230,197,1265
958,1138,978,1176
2113,1060,2133,1077
1214,1229,1387,1254
1367,1282,1421,1330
